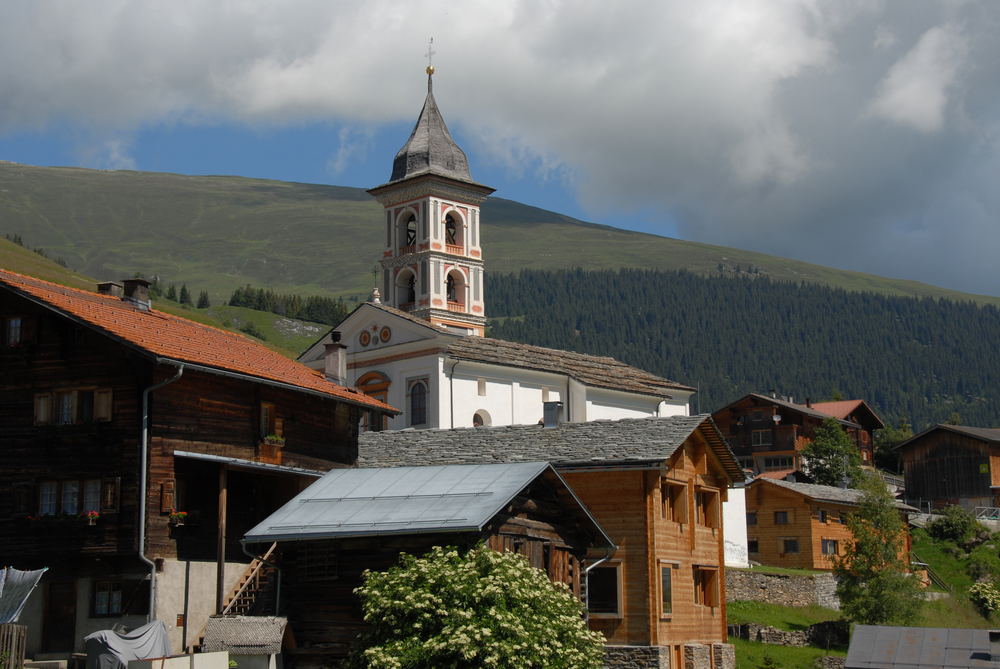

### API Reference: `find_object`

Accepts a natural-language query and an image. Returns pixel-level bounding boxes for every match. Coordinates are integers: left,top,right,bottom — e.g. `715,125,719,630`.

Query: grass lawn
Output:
727,601,842,630
731,637,846,669
734,565,825,577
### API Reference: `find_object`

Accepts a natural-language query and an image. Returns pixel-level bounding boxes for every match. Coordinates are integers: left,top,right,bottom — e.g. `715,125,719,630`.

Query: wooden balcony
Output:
445,243,463,255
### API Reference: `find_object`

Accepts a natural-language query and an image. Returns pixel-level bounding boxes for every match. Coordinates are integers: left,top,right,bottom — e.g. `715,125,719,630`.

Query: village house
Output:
712,393,884,476
355,414,744,669
744,478,913,570
895,424,1000,512
0,269,396,658
298,67,695,431
241,461,615,666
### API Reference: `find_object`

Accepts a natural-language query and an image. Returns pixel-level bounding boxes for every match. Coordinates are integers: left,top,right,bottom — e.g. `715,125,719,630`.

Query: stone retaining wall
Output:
728,621,849,650
602,644,735,669
726,569,840,610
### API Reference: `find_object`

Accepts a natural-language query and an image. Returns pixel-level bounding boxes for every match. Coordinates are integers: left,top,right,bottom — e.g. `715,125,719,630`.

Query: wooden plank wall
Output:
901,433,994,507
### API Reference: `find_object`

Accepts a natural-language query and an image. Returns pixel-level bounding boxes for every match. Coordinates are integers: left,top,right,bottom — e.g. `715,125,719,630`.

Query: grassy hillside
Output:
1,162,997,307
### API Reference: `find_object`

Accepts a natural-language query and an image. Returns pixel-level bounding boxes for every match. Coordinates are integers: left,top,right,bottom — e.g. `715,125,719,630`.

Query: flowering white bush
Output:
969,581,1000,615
347,545,605,668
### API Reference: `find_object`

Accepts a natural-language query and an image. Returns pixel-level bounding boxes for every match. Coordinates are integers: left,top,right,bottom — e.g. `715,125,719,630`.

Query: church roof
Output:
446,336,695,397
386,74,477,185
358,414,745,483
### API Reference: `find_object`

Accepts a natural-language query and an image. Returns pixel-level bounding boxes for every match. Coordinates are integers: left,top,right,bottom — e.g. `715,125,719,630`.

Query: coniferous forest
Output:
486,269,1000,430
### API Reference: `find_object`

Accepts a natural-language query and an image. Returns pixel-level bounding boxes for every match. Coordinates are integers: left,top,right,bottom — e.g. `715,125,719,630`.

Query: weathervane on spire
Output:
425,37,436,75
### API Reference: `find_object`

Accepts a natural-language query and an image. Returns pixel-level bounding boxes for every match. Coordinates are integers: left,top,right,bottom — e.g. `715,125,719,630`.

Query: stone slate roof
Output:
202,616,287,655
846,625,1000,668
386,74,476,185
358,415,745,482
755,478,917,511
445,336,695,397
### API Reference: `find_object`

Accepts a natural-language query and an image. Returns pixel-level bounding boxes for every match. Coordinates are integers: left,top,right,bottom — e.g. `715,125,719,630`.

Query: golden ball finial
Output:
426,65,435,75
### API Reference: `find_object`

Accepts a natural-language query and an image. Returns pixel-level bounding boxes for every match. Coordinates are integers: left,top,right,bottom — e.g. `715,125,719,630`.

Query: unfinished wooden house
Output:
241,461,613,666
355,415,744,669
895,424,1000,511
0,270,396,658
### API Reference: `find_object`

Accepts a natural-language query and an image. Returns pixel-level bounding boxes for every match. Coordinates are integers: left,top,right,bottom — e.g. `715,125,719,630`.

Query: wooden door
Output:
42,581,76,652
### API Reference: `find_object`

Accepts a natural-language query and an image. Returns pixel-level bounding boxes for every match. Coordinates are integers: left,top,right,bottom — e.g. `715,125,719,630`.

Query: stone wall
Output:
602,644,735,669
726,569,840,610
728,621,849,650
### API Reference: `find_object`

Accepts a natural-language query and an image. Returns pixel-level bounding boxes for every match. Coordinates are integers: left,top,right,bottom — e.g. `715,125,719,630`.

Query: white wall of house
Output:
723,488,750,568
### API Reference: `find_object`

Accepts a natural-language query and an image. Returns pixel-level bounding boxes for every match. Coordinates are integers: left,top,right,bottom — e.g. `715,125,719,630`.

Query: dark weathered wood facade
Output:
0,276,393,656
712,394,880,475
270,473,600,666
897,425,1000,510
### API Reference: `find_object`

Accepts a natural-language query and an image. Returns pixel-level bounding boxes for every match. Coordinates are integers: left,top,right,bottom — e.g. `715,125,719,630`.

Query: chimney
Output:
324,331,348,386
97,281,123,297
122,278,151,310
806,397,812,408
542,401,563,429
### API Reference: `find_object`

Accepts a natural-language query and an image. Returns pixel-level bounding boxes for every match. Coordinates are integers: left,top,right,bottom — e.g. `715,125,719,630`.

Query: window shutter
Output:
101,477,121,513
160,479,175,512
94,389,113,421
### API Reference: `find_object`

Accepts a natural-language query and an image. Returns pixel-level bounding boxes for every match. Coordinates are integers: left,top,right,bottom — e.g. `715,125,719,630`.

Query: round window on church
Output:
359,331,371,347
380,327,392,343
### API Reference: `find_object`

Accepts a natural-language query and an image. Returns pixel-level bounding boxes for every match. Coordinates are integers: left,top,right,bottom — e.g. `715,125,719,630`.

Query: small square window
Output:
818,509,828,523
774,510,789,525
661,481,688,523
746,512,757,526
748,539,759,553
587,565,621,616
693,567,720,607
822,539,839,555
782,538,799,554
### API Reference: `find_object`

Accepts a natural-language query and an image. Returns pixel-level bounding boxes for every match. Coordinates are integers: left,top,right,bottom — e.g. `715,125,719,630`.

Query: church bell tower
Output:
367,65,494,336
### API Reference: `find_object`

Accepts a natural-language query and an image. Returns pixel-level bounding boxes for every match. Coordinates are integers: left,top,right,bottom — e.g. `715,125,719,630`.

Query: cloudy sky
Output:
2,1,998,296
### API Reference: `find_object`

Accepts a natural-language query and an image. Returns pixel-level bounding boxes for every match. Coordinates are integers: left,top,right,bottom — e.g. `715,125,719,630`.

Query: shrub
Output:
348,545,605,669
927,506,987,548
969,581,1000,615
967,544,1000,582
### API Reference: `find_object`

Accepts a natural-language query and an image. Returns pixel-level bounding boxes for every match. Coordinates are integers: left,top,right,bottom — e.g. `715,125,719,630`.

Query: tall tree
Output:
873,420,913,472
801,418,862,487
834,472,921,625
166,284,177,301
197,290,211,308
179,284,192,305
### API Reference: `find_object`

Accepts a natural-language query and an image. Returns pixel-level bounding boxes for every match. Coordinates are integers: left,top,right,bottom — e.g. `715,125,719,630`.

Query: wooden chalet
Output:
0,270,396,658
356,415,744,669
744,478,914,570
712,393,884,475
242,462,614,666
895,424,1000,511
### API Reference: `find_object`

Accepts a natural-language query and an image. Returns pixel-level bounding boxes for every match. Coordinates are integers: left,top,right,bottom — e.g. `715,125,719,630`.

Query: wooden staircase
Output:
188,542,280,652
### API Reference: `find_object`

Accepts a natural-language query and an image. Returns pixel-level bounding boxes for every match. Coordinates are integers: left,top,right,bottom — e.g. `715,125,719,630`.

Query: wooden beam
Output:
216,465,228,612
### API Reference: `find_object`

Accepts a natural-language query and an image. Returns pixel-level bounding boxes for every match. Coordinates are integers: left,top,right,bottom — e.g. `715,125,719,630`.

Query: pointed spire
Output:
388,62,474,184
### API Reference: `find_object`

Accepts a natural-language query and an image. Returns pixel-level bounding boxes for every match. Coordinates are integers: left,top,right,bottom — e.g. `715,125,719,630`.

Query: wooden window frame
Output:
658,560,678,619
747,538,760,554
36,477,120,516
695,486,720,529
774,510,791,525
91,579,149,618
587,562,623,619
693,565,720,608
661,480,688,524
821,539,839,556
746,512,757,526
34,393,53,425
34,387,112,425
780,537,800,554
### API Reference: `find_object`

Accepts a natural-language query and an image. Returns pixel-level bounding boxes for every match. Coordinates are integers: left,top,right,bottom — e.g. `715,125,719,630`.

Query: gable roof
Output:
445,336,695,397
846,625,1000,668
895,424,1000,452
751,478,916,511
358,415,745,483
242,461,614,548
718,393,862,429
0,269,396,413
809,399,885,430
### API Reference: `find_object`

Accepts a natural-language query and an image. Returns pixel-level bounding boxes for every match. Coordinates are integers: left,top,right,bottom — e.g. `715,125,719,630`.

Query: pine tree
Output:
166,285,177,301
179,284,192,305
197,291,210,308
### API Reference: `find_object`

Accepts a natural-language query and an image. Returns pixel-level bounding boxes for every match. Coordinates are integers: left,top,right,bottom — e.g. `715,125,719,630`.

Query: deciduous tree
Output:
801,418,862,487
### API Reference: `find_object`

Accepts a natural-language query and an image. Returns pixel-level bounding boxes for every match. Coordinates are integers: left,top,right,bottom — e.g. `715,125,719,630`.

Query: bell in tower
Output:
366,62,494,336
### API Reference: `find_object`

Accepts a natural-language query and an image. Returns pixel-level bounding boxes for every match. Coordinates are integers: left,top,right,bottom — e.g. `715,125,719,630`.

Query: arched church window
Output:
357,372,390,432
446,274,456,302
396,269,417,309
445,214,457,245
473,410,491,427
409,379,428,426
406,275,416,304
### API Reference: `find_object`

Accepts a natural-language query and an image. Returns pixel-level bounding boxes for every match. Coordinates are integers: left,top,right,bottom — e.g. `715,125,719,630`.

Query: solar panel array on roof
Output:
243,462,552,543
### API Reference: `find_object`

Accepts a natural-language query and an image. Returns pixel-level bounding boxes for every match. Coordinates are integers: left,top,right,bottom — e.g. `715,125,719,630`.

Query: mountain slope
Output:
1,162,996,306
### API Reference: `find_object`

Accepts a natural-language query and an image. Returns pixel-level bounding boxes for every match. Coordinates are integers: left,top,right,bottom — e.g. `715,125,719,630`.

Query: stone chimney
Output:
97,281,123,297
122,278,151,310
542,401,563,429
324,331,348,386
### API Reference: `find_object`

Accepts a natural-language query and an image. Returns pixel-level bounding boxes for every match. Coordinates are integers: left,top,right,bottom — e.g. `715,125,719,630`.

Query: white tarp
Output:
0,566,47,623
85,620,171,669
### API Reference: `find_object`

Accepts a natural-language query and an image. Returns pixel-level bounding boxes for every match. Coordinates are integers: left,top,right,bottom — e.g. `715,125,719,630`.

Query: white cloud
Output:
0,1,999,294
869,24,968,133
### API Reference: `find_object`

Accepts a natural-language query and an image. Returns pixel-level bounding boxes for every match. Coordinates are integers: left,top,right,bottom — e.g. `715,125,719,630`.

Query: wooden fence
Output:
0,624,26,669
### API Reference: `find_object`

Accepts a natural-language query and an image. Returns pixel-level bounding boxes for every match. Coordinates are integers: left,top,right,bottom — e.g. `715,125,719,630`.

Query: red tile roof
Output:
1,269,396,413
809,400,864,420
